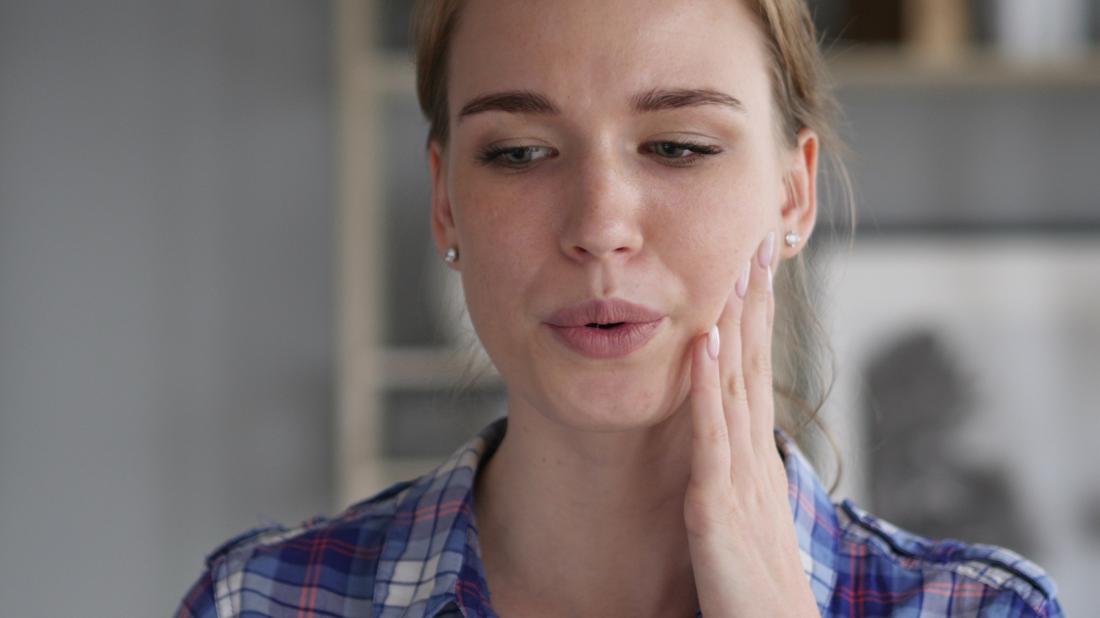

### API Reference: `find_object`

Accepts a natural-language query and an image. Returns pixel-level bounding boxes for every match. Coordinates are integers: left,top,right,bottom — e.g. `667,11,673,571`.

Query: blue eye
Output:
477,145,555,168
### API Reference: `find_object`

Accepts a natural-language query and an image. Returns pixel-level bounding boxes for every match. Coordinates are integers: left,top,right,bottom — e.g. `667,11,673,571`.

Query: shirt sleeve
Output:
173,568,218,618
171,522,287,617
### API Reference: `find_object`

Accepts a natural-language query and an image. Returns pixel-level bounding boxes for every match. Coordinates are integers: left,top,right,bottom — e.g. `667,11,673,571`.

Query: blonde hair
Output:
410,0,855,494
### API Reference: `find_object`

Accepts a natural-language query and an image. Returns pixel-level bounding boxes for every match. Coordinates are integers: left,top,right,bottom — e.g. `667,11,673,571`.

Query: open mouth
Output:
547,318,664,358
586,322,626,330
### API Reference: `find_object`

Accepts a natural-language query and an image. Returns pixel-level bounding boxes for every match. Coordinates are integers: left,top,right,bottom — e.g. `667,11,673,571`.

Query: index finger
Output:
688,326,731,490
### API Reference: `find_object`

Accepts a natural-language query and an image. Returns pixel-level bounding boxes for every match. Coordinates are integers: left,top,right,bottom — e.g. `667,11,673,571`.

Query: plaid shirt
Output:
176,415,1064,617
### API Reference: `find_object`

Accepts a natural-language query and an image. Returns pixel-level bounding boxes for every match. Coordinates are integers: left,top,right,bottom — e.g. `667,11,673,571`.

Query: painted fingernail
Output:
707,324,720,360
735,260,750,298
757,231,775,268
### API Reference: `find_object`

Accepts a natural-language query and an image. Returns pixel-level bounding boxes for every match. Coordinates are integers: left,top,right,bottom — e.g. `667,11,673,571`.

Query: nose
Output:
559,151,645,263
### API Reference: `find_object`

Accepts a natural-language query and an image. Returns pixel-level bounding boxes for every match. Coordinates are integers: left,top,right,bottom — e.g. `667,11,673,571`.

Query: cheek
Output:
450,181,547,338
648,179,766,324
652,176,763,267
452,172,549,250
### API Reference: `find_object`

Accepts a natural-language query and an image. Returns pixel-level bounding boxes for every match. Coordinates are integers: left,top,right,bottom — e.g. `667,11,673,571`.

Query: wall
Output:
0,1,334,615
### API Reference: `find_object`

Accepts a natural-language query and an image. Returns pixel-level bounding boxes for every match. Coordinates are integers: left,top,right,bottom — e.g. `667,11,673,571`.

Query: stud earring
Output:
444,247,458,263
784,231,800,247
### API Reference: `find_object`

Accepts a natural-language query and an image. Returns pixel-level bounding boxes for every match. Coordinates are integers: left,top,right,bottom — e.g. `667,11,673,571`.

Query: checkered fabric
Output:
175,415,1064,617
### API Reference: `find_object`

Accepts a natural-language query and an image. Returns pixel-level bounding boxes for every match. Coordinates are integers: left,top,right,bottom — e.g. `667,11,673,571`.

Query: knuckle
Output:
725,374,748,405
750,348,773,378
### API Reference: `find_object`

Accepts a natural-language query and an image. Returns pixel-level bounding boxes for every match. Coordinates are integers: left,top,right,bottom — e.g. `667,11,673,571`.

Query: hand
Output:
683,231,820,617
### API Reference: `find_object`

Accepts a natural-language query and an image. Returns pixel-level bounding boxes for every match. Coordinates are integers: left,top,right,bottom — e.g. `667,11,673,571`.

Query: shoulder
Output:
832,499,1064,617
173,478,417,618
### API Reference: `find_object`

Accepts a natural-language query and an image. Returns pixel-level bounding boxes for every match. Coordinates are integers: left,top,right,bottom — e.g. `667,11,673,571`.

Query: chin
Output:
489,321,694,432
533,360,687,432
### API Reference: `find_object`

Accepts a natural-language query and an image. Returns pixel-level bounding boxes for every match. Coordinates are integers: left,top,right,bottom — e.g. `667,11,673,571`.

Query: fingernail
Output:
767,265,773,294
706,324,720,360
735,260,750,298
757,231,775,268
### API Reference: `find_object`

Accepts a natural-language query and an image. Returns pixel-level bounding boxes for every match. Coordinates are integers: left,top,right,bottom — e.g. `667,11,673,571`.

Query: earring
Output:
784,231,800,247
444,247,458,263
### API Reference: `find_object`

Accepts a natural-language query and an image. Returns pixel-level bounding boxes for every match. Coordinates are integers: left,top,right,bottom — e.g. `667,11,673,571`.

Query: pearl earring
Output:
444,247,458,263
784,231,800,247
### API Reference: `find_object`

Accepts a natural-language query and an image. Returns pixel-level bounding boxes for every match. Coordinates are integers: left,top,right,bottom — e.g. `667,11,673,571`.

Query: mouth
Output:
546,298,665,328
544,298,666,358
586,322,627,329
546,318,664,359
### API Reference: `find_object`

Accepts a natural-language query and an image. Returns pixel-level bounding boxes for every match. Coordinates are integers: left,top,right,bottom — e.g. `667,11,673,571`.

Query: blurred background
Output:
0,0,1097,615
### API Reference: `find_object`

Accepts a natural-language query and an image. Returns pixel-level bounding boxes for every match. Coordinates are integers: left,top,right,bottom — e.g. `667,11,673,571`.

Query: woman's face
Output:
429,0,815,431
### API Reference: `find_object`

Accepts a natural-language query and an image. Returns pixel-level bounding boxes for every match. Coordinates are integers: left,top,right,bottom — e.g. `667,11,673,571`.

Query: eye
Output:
476,144,555,169
645,140,723,167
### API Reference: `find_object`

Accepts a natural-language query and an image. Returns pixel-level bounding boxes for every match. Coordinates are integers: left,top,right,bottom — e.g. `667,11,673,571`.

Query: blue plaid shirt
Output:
176,415,1064,617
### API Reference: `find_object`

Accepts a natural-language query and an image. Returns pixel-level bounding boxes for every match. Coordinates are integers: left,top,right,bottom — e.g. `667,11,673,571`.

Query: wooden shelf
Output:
828,45,1100,88
369,47,1100,99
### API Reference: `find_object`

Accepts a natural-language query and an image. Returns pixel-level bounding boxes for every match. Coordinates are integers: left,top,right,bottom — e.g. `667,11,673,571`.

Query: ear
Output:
778,127,819,260
428,140,460,271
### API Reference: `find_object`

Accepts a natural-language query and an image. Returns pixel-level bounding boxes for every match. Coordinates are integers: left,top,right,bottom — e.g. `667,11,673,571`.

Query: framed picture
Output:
818,234,1100,615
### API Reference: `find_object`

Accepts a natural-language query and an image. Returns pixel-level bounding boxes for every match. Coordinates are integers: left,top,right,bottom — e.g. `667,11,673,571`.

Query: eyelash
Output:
475,140,723,170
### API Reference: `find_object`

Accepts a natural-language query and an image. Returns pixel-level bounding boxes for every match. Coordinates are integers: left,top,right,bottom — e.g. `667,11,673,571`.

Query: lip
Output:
544,298,666,359
546,298,666,327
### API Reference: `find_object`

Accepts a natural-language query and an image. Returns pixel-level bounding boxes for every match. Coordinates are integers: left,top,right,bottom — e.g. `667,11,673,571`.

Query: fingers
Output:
689,229,779,493
741,231,778,457
689,326,730,489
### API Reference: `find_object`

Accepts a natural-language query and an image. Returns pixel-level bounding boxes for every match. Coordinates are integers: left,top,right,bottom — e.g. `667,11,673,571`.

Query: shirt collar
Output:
375,415,839,617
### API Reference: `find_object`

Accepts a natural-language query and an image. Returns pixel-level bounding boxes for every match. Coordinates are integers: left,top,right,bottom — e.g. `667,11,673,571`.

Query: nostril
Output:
568,243,639,261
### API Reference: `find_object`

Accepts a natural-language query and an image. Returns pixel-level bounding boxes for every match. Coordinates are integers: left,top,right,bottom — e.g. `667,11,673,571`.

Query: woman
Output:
176,0,1064,616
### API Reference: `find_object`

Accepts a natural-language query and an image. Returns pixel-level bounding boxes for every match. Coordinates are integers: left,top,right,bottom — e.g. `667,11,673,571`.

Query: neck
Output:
473,396,700,617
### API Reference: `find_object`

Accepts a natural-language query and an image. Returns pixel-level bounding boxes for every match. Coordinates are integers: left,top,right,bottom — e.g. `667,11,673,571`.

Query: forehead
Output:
447,0,770,120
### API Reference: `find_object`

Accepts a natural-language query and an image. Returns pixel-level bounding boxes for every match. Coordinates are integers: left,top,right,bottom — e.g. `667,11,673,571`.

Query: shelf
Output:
366,47,1100,98
828,45,1100,88
381,346,502,390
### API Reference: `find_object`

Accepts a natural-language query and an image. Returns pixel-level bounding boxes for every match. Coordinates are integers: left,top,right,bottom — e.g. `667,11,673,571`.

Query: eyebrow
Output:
456,87,745,123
